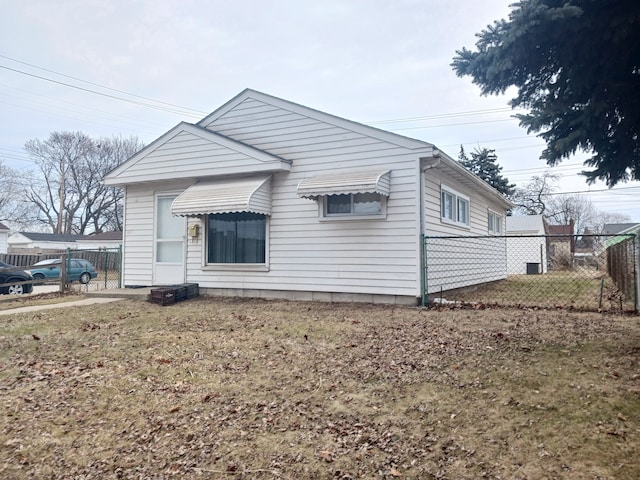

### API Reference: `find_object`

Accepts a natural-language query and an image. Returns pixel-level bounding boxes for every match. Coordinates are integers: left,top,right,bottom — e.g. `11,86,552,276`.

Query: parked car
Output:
30,258,98,284
0,260,34,295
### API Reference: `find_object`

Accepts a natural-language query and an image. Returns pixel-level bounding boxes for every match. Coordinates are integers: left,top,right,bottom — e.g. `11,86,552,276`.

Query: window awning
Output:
296,169,391,199
171,176,271,217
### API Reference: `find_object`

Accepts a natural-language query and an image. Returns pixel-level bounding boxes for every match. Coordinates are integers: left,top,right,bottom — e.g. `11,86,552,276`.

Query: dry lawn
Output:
448,272,634,313
0,291,83,312
0,296,639,479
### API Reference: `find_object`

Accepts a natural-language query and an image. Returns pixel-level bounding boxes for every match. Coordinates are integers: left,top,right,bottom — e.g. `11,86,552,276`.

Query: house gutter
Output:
419,153,441,306
436,148,514,210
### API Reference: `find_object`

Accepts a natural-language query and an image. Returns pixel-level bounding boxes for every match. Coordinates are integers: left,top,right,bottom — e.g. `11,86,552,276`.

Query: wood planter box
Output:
149,283,199,306
149,287,177,306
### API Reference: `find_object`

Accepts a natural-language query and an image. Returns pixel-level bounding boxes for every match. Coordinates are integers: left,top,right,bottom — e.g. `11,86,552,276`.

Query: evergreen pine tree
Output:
458,145,515,196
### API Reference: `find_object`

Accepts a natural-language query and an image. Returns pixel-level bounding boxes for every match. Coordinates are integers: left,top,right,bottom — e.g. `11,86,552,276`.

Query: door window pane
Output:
156,241,184,263
157,197,184,240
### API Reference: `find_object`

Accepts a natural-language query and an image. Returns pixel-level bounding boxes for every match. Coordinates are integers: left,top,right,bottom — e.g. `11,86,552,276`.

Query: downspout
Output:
420,152,441,306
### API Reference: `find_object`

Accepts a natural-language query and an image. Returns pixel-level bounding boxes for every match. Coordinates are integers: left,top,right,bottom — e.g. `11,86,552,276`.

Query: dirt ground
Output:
0,296,639,479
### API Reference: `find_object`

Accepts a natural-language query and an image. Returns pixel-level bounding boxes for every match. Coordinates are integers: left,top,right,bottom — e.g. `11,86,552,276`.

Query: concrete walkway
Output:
0,296,124,316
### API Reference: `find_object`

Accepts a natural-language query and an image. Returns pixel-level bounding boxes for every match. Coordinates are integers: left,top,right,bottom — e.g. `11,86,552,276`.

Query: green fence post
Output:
65,247,72,290
117,245,122,289
421,234,428,307
633,234,640,313
104,250,108,290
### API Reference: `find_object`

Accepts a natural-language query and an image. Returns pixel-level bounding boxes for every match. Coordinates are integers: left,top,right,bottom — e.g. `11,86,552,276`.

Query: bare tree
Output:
591,211,632,234
510,171,631,237
24,132,143,234
546,195,596,236
509,171,559,215
0,161,37,229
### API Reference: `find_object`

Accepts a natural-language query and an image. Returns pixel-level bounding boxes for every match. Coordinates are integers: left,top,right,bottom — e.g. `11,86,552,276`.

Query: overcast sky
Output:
1,0,638,222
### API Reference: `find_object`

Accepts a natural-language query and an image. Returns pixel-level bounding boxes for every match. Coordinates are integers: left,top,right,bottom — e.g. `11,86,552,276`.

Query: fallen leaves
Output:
0,298,638,479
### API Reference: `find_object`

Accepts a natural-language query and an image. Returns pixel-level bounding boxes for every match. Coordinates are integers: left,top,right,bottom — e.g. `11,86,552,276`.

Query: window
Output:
156,195,185,263
324,192,383,217
440,186,469,227
488,211,503,234
207,212,266,264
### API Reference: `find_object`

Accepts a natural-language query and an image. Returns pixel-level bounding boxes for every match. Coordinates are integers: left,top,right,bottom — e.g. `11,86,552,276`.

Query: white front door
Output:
153,195,186,285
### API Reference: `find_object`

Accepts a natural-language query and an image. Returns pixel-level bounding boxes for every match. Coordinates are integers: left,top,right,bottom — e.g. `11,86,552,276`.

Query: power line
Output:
0,54,207,116
0,64,204,118
366,107,521,125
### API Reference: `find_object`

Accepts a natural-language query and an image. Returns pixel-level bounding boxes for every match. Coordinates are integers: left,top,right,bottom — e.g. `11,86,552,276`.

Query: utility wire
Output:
0,54,206,116
0,64,203,118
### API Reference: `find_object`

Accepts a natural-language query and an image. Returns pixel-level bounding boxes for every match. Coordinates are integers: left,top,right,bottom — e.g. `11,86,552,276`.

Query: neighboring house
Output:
103,89,512,304
8,232,83,251
547,221,575,269
506,215,548,275
75,231,123,250
602,223,640,235
0,222,10,254
573,227,600,268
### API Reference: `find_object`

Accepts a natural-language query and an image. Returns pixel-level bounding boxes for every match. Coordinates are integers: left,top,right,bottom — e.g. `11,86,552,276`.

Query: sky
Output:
1,0,638,224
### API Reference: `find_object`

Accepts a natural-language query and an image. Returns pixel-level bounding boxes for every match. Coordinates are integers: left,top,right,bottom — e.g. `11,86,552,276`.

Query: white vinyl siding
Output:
179,98,425,297
424,168,508,294
116,91,511,301
323,193,385,218
0,231,8,254
105,127,290,185
506,235,547,275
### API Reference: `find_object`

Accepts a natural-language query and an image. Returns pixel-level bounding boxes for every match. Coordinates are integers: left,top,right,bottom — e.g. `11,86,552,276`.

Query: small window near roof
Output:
488,211,503,234
324,193,384,218
440,185,470,227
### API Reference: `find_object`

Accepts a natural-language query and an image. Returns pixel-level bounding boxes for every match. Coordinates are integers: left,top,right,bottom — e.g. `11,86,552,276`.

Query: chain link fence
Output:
1,247,121,293
422,234,638,313
66,248,122,292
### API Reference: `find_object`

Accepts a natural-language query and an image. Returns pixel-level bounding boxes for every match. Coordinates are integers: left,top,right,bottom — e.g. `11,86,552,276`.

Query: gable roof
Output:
15,232,84,242
198,88,432,151
0,222,9,231
602,222,640,235
506,215,546,233
83,231,123,241
104,122,292,185
103,88,512,208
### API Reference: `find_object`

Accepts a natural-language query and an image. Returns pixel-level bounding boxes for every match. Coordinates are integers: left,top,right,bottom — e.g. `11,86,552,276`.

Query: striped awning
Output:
296,169,391,199
171,176,271,217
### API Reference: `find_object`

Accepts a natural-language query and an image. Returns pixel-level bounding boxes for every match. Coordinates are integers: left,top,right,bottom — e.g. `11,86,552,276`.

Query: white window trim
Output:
202,213,270,271
318,193,387,221
440,185,470,228
488,210,504,235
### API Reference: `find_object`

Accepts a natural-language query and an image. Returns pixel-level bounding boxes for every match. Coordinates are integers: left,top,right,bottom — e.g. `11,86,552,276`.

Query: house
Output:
547,221,575,269
506,215,548,275
103,89,512,304
602,223,640,235
0,222,9,254
75,231,123,250
7,231,83,252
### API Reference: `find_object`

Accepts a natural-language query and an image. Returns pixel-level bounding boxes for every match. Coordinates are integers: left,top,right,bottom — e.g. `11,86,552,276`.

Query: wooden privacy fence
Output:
606,234,637,302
